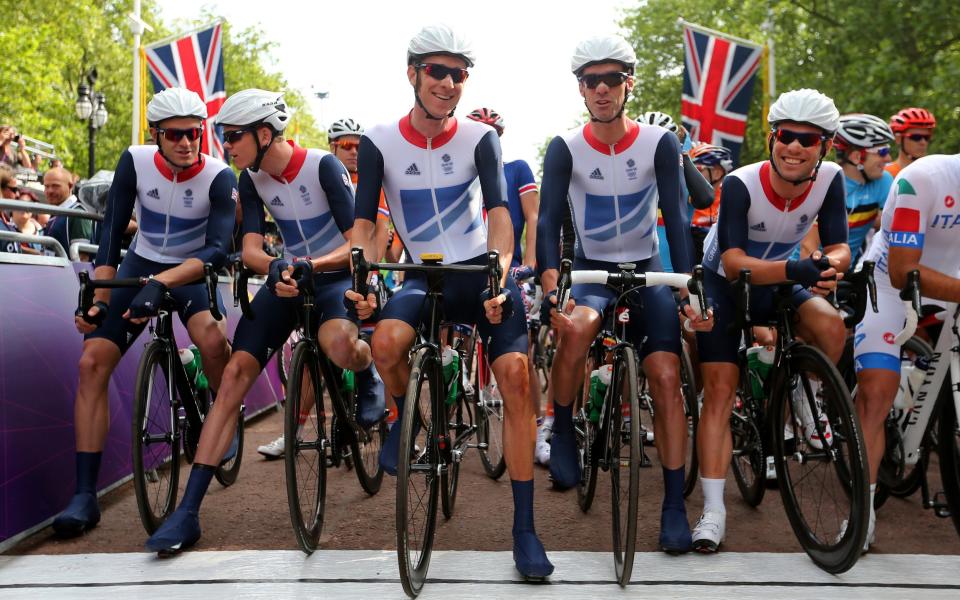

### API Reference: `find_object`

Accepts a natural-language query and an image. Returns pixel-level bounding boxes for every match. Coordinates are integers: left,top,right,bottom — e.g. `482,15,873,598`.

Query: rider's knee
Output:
371,325,407,366
820,316,847,359
855,374,897,423
77,346,114,384
701,376,737,415
646,367,680,400
193,325,229,362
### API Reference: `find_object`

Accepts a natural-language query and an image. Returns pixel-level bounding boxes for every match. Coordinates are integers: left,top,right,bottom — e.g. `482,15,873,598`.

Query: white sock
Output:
701,477,726,514
869,483,877,528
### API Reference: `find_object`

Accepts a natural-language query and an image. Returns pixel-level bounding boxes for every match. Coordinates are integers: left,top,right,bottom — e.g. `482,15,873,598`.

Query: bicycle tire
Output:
730,364,766,507
609,346,641,586
771,344,869,574
576,385,600,512
396,347,440,598
351,420,386,495
284,343,327,555
214,403,245,487
131,341,180,534
937,376,960,539
441,387,465,519
680,342,700,497
474,340,506,480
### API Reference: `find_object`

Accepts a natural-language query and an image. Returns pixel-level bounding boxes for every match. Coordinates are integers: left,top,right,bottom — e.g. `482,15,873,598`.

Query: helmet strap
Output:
768,136,826,186
250,126,277,173
154,127,202,172
586,92,627,124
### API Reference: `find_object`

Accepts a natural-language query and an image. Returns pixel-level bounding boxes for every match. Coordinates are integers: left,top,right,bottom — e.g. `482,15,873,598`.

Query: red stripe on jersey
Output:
518,183,538,195
398,114,457,149
759,162,812,212
891,207,921,232
582,120,640,155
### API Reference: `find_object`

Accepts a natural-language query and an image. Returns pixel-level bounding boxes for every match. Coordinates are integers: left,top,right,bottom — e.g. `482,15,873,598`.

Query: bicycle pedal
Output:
765,456,777,480
933,491,953,518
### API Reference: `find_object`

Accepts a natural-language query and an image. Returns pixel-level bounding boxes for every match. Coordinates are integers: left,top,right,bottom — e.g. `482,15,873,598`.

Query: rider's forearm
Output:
92,265,118,304
350,218,377,264
310,239,351,272
487,206,514,284
822,242,851,274
540,269,559,295
889,248,960,303
241,233,274,275
152,258,204,288
721,249,790,285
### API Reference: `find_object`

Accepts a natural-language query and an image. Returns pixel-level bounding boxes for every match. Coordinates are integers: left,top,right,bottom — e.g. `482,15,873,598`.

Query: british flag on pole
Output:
145,22,226,159
681,23,762,168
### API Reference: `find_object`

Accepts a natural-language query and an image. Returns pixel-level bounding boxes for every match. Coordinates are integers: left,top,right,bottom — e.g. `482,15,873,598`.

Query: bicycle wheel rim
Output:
441,392,465,519
576,393,599,512
475,346,506,479
773,345,868,573
284,343,327,554
680,342,700,497
397,347,439,597
610,346,640,586
132,343,180,534
730,389,766,507
215,403,244,487
352,420,386,495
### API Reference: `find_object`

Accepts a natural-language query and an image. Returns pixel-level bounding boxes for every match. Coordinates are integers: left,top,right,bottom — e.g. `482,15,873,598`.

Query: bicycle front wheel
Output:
396,347,440,598
937,377,960,539
132,342,180,534
609,346,641,586
474,340,506,480
772,344,869,574
284,343,327,555
730,378,766,507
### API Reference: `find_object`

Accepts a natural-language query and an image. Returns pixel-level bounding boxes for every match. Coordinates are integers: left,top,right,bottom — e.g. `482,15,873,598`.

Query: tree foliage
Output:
620,0,960,164
0,0,323,177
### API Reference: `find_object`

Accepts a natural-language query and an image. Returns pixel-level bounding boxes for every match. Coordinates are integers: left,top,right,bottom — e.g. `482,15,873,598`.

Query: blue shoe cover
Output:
659,504,692,554
145,507,201,555
548,428,580,490
52,493,100,537
513,530,554,579
379,410,420,476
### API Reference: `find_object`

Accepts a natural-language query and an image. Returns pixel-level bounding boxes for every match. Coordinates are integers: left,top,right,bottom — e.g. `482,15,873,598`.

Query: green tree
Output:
620,0,960,165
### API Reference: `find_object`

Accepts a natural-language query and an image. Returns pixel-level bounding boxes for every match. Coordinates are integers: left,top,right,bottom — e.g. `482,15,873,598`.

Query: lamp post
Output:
75,68,109,178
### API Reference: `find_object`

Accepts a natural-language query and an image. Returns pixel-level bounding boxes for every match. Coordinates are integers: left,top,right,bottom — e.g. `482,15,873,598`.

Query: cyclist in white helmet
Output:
539,35,713,554
347,24,554,579
693,89,850,552
143,88,384,554
52,87,237,538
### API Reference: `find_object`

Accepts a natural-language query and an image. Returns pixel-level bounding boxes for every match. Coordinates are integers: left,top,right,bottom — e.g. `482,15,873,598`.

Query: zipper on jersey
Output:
610,145,622,257
163,174,177,254
426,138,443,259
288,181,308,256
765,196,792,260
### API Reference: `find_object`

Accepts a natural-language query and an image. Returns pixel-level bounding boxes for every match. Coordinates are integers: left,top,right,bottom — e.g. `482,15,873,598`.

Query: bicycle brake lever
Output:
487,250,502,297
688,265,708,320
203,263,223,322
351,247,369,298
557,258,573,315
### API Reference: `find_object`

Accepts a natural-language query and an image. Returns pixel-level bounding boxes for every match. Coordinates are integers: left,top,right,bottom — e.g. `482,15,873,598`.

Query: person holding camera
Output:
1,125,32,168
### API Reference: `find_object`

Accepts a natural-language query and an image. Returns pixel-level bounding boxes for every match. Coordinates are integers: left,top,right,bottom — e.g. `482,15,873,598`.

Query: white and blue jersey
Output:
355,115,508,264
504,159,538,265
239,141,355,263
95,145,237,269
538,120,691,273
702,161,847,278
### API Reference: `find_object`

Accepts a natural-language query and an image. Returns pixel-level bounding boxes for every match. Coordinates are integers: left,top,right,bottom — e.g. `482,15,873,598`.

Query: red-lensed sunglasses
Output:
416,63,469,84
773,128,827,148
334,140,360,151
156,127,204,142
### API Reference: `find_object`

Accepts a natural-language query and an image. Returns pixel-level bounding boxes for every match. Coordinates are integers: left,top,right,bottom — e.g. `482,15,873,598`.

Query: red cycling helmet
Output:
466,107,504,135
889,107,936,133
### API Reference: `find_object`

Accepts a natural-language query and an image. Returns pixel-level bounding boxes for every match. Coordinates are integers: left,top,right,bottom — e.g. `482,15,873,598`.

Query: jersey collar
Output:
399,114,458,149
582,120,640,155
270,140,308,183
760,161,812,211
153,150,206,182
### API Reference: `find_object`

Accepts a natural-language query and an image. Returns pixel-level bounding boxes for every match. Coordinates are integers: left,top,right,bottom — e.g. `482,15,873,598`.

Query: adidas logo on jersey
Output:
147,188,160,199
405,163,421,176
589,168,604,180
750,221,767,232
270,196,283,207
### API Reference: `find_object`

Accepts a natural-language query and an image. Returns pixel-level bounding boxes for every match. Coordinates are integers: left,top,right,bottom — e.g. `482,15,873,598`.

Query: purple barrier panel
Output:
0,261,276,547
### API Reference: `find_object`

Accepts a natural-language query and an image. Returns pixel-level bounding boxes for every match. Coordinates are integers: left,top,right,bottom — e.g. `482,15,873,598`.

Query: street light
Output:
75,68,108,177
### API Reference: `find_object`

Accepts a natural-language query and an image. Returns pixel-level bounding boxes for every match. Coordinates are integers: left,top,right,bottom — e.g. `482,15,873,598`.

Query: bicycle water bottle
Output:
179,346,209,391
442,346,460,406
894,356,928,410
745,346,774,400
342,369,356,396
588,364,612,423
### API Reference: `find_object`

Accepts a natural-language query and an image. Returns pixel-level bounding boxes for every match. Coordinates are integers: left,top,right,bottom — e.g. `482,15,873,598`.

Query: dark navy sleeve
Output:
95,150,137,267
536,136,573,275
355,135,384,223
474,130,508,211
817,170,849,247
239,170,267,237
319,153,356,233
655,133,694,273
192,168,237,270
717,175,751,253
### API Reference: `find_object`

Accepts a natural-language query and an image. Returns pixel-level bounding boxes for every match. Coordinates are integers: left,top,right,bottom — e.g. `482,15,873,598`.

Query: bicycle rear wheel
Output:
772,344,869,574
396,347,440,598
937,377,960,539
132,342,180,534
474,340,506,480
730,369,766,507
609,346,641,586
441,386,466,519
284,343,327,555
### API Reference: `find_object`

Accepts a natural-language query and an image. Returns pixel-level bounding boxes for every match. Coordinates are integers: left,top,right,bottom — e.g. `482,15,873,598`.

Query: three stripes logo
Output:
589,167,604,180
147,188,160,199
270,196,283,207
405,163,421,176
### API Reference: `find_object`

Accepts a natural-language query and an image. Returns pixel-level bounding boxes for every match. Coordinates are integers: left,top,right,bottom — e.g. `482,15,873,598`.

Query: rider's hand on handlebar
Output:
787,251,837,294
75,301,109,334
679,297,715,332
124,279,168,323
345,289,378,321
543,290,576,335
481,287,514,324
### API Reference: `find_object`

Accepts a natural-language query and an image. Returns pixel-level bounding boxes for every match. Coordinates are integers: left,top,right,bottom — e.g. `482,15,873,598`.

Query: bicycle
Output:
458,322,507,482
76,265,245,535
725,264,874,573
512,265,555,394
558,259,707,586
234,264,387,555
861,271,960,536
351,248,505,598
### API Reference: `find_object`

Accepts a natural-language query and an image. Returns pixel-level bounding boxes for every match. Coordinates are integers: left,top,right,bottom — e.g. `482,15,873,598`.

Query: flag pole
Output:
760,9,776,126
128,1,152,146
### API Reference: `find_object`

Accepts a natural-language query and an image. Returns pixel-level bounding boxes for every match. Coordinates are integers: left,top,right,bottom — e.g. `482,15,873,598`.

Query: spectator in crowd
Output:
43,166,94,254
11,183,44,254
0,165,23,253
1,125,31,168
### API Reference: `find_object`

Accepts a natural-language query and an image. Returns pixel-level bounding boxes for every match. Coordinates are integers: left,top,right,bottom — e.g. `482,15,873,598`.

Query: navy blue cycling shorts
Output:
379,255,528,361
233,270,356,368
86,251,224,354
571,256,681,360
695,267,814,364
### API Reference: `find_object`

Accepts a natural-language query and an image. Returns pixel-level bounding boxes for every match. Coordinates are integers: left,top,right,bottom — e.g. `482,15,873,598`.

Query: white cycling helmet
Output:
571,35,637,75
641,111,678,134
215,89,289,133
147,87,207,125
328,118,364,140
835,113,895,149
407,24,475,67
767,88,840,135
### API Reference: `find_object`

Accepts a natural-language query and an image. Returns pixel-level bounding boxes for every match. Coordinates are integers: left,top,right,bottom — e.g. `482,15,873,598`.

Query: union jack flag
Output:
681,25,762,167
145,22,226,159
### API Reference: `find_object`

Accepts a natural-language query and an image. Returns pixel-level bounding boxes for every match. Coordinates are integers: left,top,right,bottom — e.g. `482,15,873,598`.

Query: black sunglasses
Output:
156,127,203,142
773,128,827,148
2,184,19,193
578,71,630,89
906,133,932,142
223,128,253,145
417,63,469,84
